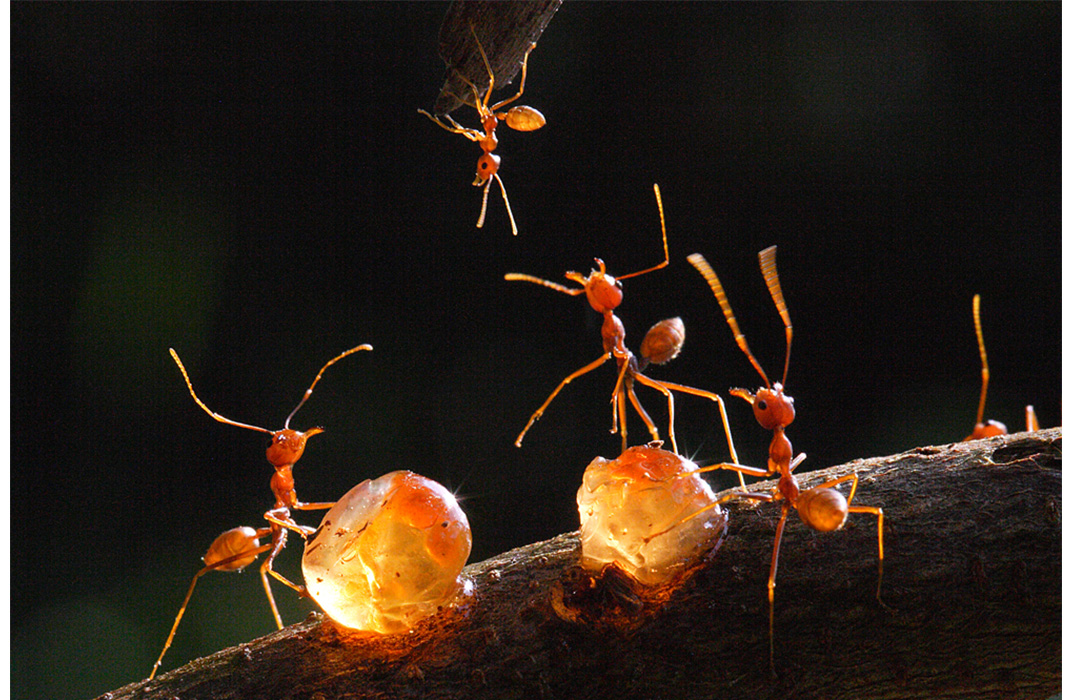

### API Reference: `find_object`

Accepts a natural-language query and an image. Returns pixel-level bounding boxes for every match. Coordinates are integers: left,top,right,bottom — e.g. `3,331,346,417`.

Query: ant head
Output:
473,152,500,186
968,419,1008,440
732,384,795,431
266,426,324,468
568,259,623,314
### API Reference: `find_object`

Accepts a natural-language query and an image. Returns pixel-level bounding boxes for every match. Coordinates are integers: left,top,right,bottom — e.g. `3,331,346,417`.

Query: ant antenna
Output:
971,294,991,428
686,253,772,388
169,349,272,435
617,185,669,281
285,344,373,428
758,246,793,386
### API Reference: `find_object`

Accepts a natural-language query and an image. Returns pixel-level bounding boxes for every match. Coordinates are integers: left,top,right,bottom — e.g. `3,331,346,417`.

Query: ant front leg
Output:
416,109,485,142
645,488,775,543
630,372,676,452
515,352,613,447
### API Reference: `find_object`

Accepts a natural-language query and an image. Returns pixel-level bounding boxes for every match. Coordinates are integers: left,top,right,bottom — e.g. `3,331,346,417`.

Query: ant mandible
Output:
418,26,546,236
504,185,740,467
964,293,1039,440
149,344,371,680
672,248,884,670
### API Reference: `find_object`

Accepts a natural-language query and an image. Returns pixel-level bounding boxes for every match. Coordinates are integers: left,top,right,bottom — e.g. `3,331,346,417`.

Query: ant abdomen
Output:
795,488,848,533
203,527,261,571
504,105,546,132
640,317,684,366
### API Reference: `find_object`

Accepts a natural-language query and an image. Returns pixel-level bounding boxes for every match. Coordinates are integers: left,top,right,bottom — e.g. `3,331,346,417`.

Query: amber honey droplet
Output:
577,445,725,586
302,471,472,633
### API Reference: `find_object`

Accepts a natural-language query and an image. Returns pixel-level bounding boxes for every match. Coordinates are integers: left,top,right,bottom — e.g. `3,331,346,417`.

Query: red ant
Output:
504,185,739,467
659,248,885,671
964,293,1039,440
418,27,545,236
149,344,371,680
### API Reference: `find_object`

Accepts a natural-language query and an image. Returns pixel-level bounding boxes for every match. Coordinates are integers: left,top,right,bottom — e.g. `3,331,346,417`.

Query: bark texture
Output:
105,428,1061,700
431,0,562,116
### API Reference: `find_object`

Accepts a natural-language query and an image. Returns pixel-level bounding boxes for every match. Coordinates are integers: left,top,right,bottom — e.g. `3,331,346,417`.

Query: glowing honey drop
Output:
302,471,472,633
577,444,726,586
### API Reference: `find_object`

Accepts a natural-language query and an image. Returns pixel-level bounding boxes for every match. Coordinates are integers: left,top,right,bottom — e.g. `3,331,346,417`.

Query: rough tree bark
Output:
105,428,1061,700
431,0,562,116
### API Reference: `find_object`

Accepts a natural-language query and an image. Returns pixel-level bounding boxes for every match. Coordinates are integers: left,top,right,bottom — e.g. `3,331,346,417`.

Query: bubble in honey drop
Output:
577,444,726,586
303,470,472,632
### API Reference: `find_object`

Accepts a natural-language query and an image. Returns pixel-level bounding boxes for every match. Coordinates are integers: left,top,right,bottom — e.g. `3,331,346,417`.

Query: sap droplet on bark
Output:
302,470,472,633
577,444,726,586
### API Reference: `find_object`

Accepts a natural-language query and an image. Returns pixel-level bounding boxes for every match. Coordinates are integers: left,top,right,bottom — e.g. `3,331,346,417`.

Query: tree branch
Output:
106,428,1061,700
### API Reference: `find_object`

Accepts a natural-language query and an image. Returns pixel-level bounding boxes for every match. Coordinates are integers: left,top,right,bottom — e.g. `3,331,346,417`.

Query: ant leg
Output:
294,501,335,511
609,352,631,437
645,489,775,542
811,473,887,605
843,505,885,607
767,505,791,674
149,542,273,680
494,173,519,236
692,462,774,480
416,109,483,142
490,42,537,113
259,530,289,629
467,23,496,111
648,378,744,486
630,372,675,452
617,386,629,453
263,509,317,538
515,352,612,447
625,377,663,448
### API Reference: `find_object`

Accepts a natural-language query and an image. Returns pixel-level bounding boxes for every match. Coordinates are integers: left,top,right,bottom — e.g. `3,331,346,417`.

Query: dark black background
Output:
11,4,1059,698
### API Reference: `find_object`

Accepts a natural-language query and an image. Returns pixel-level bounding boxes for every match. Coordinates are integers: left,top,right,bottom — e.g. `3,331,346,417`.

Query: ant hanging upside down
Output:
419,26,545,236
505,185,740,471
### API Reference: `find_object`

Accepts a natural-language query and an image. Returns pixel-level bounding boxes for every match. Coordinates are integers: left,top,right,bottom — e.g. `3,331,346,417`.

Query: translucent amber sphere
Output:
577,444,726,586
302,470,472,633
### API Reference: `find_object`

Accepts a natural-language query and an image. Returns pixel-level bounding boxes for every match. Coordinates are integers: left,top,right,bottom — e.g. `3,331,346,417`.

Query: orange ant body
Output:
419,28,545,236
675,248,884,670
505,185,739,466
149,344,371,680
964,294,1039,440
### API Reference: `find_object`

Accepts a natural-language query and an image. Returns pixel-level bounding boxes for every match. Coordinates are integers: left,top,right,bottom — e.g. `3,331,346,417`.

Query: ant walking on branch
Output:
419,26,545,236
964,293,1038,441
149,344,371,680
505,185,739,467
654,248,885,671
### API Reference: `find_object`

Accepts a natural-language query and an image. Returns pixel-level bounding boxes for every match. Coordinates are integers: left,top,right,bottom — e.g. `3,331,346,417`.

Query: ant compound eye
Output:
577,445,726,586
757,400,768,411
303,471,472,633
